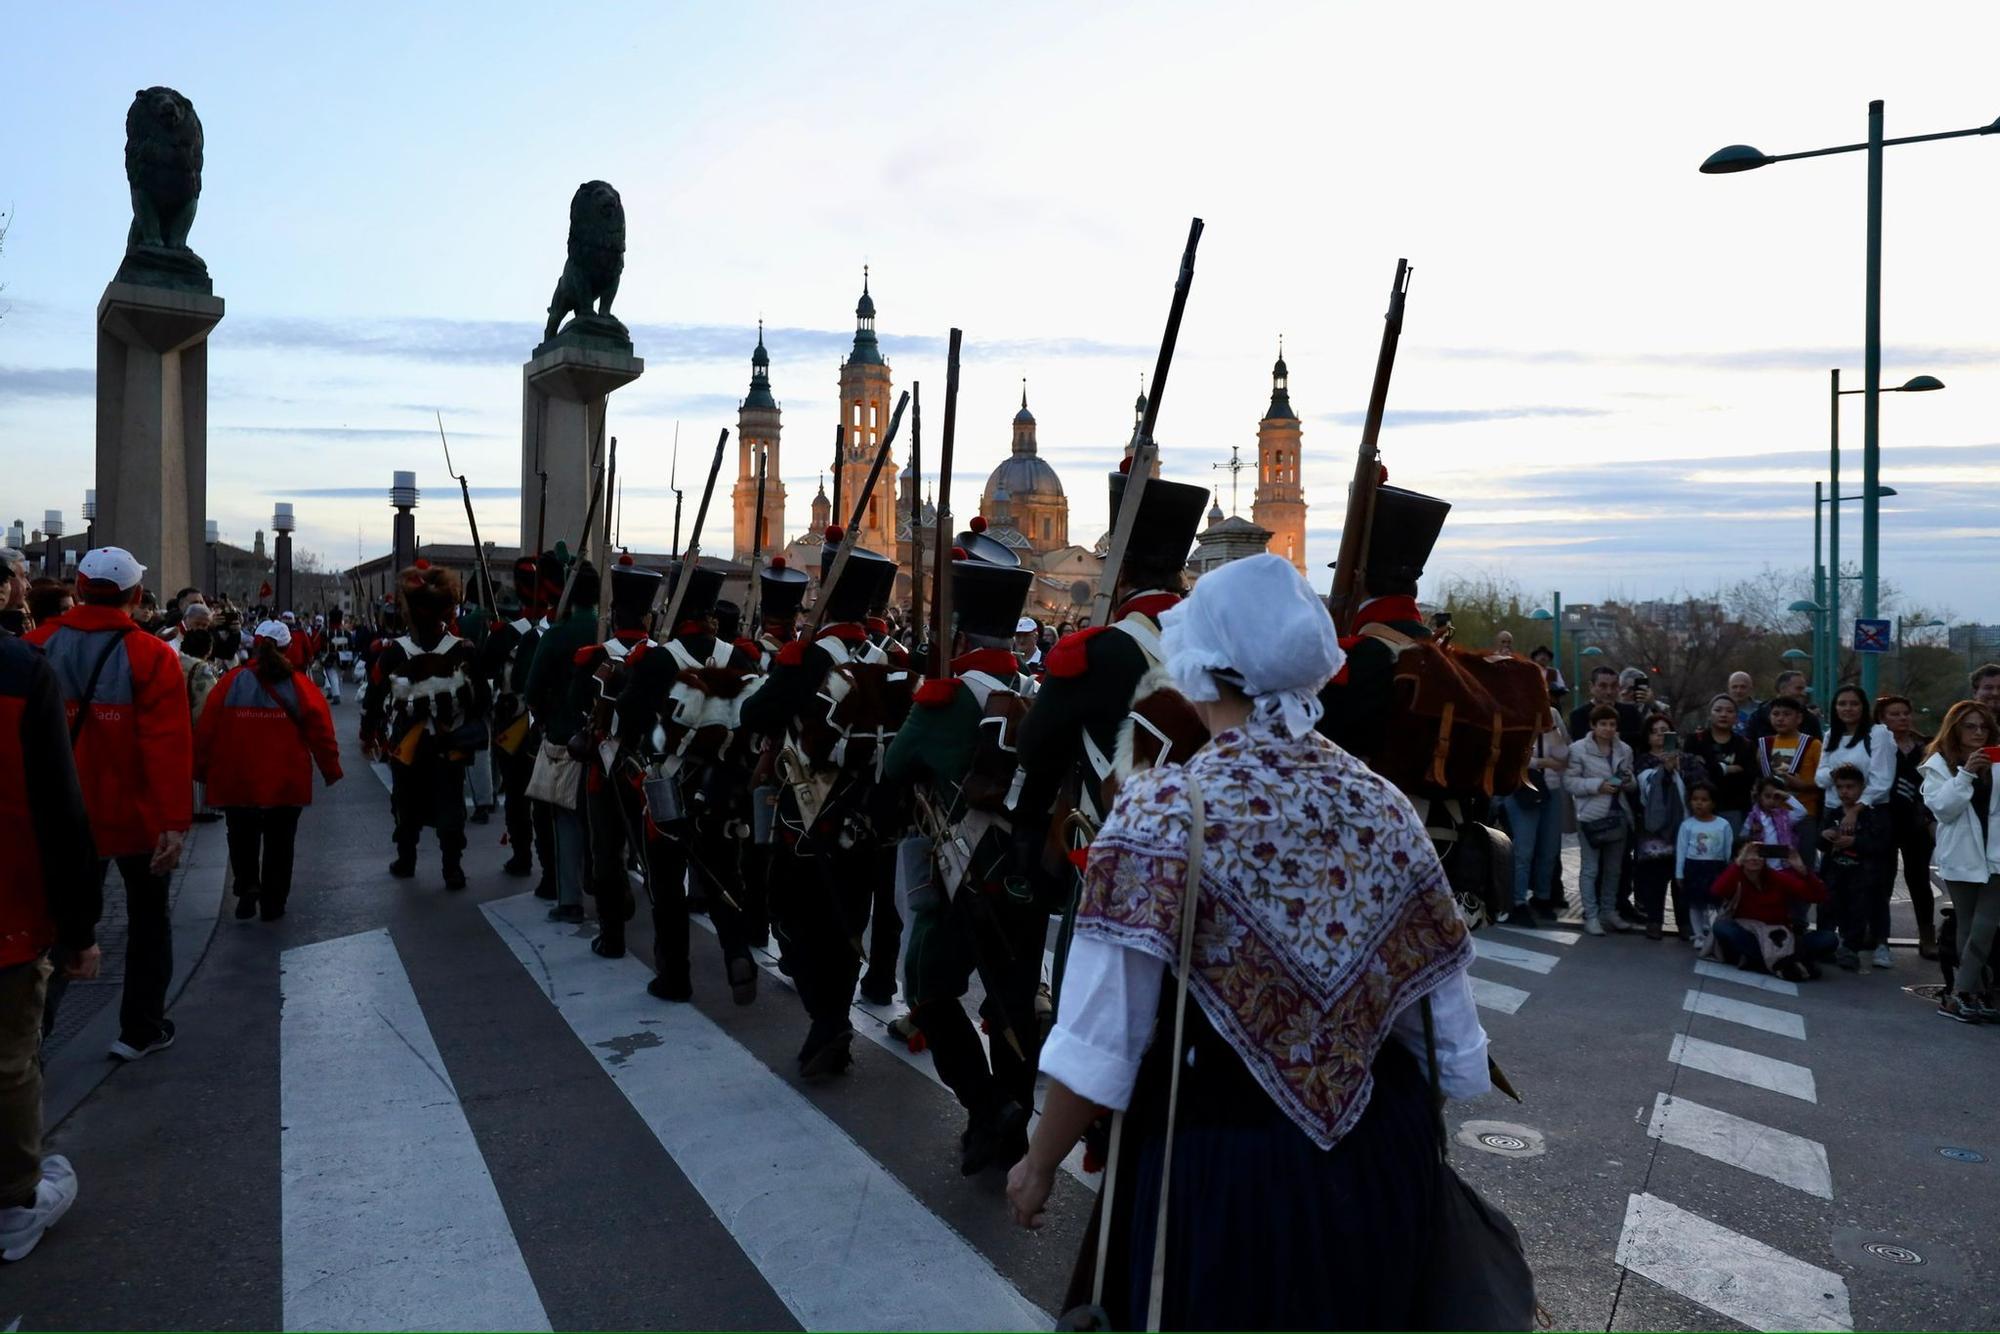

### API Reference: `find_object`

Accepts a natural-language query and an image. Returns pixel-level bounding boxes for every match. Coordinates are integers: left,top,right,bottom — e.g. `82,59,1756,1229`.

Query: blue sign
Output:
1854,619,1893,654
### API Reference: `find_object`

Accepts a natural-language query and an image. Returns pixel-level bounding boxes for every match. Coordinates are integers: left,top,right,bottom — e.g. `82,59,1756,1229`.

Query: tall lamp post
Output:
1825,372,1939,691
205,520,220,598
41,511,63,579
1813,481,1900,690
1788,600,1824,699
273,503,296,613
1702,101,1995,695
81,490,97,553
1530,592,1563,679
1575,642,1603,697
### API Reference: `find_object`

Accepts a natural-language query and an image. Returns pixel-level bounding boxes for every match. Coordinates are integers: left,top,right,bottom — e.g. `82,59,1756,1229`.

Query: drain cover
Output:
1864,1243,1925,1266
1457,1120,1546,1158
1479,1132,1529,1151
1938,1146,1987,1164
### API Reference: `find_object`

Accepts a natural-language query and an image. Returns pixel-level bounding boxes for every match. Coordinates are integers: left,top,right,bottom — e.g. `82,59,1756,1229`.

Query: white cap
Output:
1016,616,1038,634
77,546,146,590
281,610,297,622
253,619,292,647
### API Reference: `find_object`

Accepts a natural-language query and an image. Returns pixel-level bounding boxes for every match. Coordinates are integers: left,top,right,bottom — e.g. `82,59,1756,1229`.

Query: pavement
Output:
14,755,2000,1331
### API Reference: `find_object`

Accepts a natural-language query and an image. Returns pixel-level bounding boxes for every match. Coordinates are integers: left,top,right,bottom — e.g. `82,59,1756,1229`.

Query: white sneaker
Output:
1872,944,1893,969
1583,918,1606,937
0,1155,78,1262
1691,932,1711,954
108,1019,176,1063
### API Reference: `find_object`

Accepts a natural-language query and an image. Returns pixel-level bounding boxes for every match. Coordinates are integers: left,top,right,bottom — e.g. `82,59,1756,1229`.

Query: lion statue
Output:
543,180,627,344
124,86,204,252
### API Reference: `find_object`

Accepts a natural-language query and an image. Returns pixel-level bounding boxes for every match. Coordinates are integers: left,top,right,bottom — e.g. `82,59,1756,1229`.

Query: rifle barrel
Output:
1328,258,1412,633
814,390,910,633
931,331,962,679
655,427,730,634
908,382,924,642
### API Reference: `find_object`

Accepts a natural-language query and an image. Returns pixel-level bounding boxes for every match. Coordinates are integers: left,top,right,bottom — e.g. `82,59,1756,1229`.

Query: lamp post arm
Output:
1762,120,1996,166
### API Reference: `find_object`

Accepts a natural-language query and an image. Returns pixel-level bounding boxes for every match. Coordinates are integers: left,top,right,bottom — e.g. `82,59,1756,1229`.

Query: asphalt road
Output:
13,747,1998,1331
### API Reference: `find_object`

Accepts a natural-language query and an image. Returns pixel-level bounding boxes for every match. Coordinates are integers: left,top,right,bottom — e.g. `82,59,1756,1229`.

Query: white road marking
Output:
1616,1192,1852,1332
1683,989,1807,1040
280,929,550,1333
1645,1093,1833,1199
1488,923,1581,946
1693,958,1800,997
1468,974,1532,1015
1472,936,1559,975
1668,1034,1818,1103
485,894,1050,1332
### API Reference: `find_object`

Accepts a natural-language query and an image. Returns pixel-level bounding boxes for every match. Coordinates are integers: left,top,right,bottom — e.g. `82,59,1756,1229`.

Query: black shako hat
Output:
1105,470,1209,575
1361,486,1451,587
607,558,662,620
758,556,810,623
662,561,724,622
713,599,742,642
953,560,1035,643
818,527,895,623
955,516,1021,568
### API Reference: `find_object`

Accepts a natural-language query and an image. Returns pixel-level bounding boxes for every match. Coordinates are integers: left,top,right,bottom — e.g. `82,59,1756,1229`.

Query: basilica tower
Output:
1251,343,1307,573
835,269,900,554
732,323,786,561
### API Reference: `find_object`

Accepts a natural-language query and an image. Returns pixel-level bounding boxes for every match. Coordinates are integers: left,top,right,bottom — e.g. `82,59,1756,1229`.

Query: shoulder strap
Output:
68,626,139,746
1422,996,1448,1164
1111,616,1164,667
251,670,308,733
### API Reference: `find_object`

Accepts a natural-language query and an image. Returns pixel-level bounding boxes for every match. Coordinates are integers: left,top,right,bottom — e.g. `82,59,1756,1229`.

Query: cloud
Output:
1422,343,2000,372
0,366,93,398
218,424,497,440
1320,405,1612,428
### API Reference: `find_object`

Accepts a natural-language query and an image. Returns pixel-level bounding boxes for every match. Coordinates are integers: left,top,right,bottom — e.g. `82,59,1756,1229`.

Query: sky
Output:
4,2,1999,620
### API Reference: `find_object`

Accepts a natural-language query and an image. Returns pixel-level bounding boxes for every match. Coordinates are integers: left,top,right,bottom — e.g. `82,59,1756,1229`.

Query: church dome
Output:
984,453,1064,505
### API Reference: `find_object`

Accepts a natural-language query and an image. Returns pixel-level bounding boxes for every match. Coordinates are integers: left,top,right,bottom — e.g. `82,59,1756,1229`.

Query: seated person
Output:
1701,837,1837,981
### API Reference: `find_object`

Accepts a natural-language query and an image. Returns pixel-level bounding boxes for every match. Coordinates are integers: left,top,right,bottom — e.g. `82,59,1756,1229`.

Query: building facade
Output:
1250,345,1307,573
731,323,786,563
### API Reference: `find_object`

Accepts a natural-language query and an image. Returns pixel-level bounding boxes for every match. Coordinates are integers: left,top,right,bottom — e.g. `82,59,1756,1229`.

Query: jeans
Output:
1712,917,1837,972
0,957,52,1207
553,805,587,909
224,806,303,907
1943,876,2000,996
1579,835,1626,922
1502,790,1561,907
1890,819,1936,941
466,735,495,810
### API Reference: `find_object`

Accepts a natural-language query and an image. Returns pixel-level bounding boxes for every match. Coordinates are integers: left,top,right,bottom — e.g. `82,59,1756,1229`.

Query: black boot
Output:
503,852,534,877
797,1022,854,1078
533,875,557,900
443,860,468,892
389,848,417,878
234,890,259,920
591,930,626,959
647,974,693,1002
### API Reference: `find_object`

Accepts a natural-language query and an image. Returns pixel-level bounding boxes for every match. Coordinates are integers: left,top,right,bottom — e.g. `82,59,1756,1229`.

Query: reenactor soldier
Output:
751,557,809,669
614,561,763,1003
360,561,491,891
523,557,602,923
568,555,662,960
741,555,812,947
478,554,556,885
883,530,1045,1173
739,530,913,1077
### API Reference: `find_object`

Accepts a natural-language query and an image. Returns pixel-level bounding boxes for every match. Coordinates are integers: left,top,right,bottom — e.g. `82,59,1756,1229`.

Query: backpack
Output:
959,669,1036,814
1366,628,1549,800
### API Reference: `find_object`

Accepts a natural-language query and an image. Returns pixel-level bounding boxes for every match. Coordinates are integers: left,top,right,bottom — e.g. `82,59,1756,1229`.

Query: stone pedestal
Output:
520,333,644,567
96,280,224,597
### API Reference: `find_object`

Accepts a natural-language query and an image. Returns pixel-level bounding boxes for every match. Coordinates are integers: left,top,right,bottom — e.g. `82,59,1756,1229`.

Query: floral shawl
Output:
1079,721,1474,1150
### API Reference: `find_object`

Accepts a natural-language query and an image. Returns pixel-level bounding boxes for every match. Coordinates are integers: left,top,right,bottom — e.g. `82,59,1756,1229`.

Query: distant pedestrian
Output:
0,624,101,1261
1726,671,1758,735
1633,716,1700,940
0,549,29,636
1875,694,1937,958
25,579,71,628
194,621,343,922
1919,700,2000,1023
1755,696,1823,873
1500,703,1568,926
1971,664,2000,713
26,548,192,1062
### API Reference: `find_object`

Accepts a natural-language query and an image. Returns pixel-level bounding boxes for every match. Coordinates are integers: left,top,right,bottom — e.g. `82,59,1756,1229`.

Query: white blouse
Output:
1040,933,1493,1113
1816,723,1896,806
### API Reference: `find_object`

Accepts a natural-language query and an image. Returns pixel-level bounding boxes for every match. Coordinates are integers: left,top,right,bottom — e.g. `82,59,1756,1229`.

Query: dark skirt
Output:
1067,1000,1441,1331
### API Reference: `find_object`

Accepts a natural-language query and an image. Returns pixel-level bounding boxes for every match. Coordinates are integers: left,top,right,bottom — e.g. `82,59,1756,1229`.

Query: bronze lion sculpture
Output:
125,86,203,252
543,180,626,343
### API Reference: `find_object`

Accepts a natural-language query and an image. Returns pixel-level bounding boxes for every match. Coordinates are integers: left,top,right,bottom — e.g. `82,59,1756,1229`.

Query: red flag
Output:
259,581,273,598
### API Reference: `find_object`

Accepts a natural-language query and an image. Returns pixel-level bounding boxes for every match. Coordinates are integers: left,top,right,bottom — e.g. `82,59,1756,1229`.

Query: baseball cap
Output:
281,610,297,622
1016,616,1038,634
253,619,292,647
78,547,146,590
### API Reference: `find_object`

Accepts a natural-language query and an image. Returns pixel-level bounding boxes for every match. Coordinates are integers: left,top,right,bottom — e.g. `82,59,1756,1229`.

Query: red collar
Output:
1114,591,1181,624
674,620,706,637
1356,594,1422,627
817,622,869,645
56,604,139,633
951,647,1020,677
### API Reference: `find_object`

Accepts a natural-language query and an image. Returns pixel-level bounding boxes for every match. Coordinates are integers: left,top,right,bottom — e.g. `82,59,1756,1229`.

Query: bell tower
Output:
733,322,786,561
835,267,899,553
1251,341,1307,573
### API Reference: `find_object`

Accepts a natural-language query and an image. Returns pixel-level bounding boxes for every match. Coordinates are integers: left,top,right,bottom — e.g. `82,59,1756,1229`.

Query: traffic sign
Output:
1854,619,1893,654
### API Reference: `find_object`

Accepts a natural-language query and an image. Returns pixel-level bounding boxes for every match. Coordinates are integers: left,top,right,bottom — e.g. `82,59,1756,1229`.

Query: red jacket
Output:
194,664,342,808
1709,863,1828,926
0,633,101,967
26,604,194,857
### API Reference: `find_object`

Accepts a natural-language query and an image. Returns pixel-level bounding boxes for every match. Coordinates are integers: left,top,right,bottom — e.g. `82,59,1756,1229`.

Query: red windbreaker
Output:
26,604,194,857
194,664,342,808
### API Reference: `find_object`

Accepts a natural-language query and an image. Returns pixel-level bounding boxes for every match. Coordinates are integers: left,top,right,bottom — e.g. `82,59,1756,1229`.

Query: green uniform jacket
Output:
524,607,600,744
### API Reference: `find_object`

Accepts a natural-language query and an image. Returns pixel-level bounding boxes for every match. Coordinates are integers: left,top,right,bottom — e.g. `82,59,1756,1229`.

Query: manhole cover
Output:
1479,1133,1529,1151
1938,1146,1987,1164
1864,1243,1925,1266
1457,1120,1546,1158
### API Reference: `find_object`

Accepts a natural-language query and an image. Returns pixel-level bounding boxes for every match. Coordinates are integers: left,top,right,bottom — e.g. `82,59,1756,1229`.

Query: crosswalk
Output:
1618,954,1854,1332
1471,923,1573,1014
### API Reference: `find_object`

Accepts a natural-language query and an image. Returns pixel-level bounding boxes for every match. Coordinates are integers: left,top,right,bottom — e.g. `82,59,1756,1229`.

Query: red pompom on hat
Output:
617,552,634,566
969,515,988,533
1118,457,1133,475
1379,464,1390,485
413,558,431,570
770,555,787,570
950,546,969,561
823,524,845,544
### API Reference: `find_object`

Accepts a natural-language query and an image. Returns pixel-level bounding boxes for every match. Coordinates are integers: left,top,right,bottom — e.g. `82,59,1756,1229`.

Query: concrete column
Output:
273,503,296,612
96,281,224,599
519,343,644,569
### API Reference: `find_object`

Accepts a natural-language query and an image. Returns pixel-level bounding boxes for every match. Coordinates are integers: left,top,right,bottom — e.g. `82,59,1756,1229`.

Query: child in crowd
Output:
1675,781,1733,952
1820,763,1892,973
1743,775,1805,852
1757,696,1823,871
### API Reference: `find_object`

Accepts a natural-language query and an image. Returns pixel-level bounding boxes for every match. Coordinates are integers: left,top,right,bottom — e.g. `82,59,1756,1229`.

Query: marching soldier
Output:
360,561,491,891
883,531,1045,1173
523,558,602,923
613,561,763,1003
741,556,812,949
739,529,913,1077
478,554,556,885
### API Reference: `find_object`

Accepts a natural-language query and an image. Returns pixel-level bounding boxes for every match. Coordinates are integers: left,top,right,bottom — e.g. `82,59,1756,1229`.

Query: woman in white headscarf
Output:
1006,555,1492,1329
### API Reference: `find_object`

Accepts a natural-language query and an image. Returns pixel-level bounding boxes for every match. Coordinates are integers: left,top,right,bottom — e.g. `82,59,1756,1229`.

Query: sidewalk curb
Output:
43,822,231,1131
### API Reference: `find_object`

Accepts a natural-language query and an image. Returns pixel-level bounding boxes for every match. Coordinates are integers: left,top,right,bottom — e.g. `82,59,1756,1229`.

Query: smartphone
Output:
1662,733,1680,754
1982,745,2000,765
1757,843,1791,862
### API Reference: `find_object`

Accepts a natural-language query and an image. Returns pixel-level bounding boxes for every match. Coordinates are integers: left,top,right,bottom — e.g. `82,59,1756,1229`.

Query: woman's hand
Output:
1966,749,1993,776
1664,752,1681,773
1006,1155,1056,1230
1786,847,1808,874
1599,780,1620,795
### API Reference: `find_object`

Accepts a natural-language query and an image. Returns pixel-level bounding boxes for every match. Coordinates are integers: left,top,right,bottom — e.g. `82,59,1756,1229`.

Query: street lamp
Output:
1788,599,1823,694
1530,595,1562,672
1896,615,1948,689
1703,100,1996,696
1812,482,1901,689
41,510,63,579
1575,642,1603,695
205,519,220,598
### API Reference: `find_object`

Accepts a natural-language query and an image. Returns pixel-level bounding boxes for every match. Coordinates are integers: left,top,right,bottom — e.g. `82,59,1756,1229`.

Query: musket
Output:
553,418,609,623
930,330,962,679
437,411,498,613
746,441,769,629
669,423,684,559
813,390,910,634
597,435,619,641
532,397,550,561
653,426,730,636
1328,258,1413,635
1091,218,1203,627
828,422,844,530
907,381,924,642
